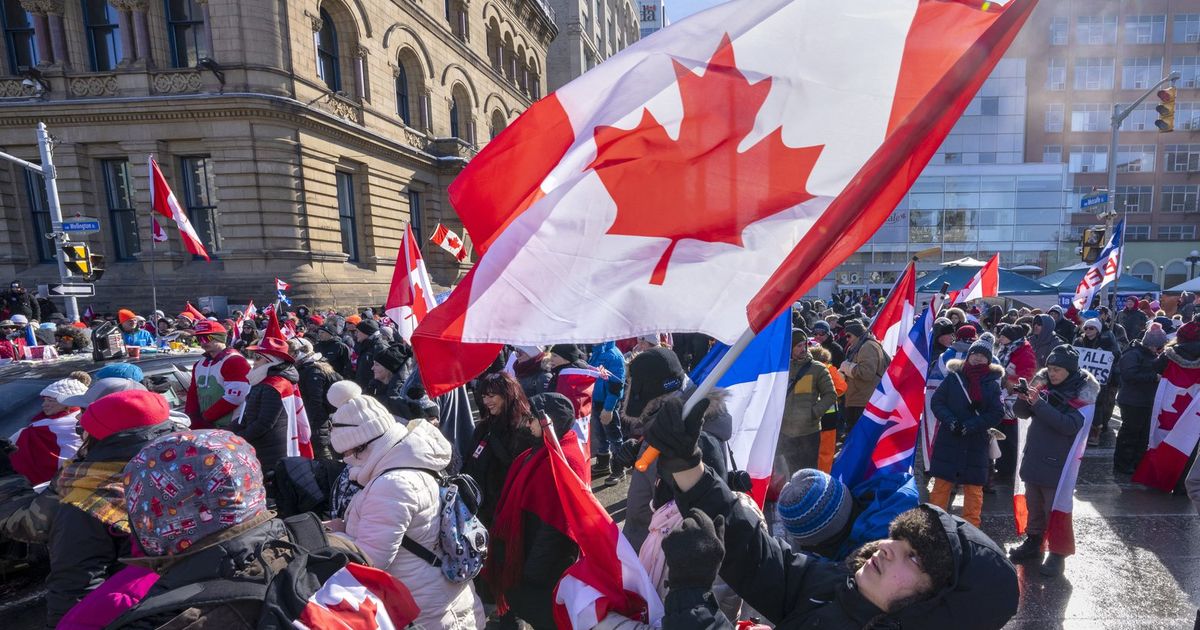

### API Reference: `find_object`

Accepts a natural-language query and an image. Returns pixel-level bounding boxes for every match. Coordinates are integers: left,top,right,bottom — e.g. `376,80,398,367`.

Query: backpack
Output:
384,468,488,584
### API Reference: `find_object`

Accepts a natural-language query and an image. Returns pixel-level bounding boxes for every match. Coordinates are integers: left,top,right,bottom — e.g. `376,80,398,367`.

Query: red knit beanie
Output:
1178,322,1200,344
81,390,170,441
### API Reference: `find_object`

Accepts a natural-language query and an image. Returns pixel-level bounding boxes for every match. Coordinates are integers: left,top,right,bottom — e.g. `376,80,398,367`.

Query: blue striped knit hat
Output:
776,469,853,546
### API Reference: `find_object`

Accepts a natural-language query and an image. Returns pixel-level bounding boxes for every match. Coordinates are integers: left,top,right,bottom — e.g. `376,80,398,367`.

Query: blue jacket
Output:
121,328,154,347
929,360,1005,486
588,341,626,412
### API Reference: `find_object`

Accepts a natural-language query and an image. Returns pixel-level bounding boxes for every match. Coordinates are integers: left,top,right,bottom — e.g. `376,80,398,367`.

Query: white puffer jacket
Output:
338,419,484,629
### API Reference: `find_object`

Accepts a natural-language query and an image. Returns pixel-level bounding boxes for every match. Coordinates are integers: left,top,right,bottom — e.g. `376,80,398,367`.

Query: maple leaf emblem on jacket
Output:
586,34,824,285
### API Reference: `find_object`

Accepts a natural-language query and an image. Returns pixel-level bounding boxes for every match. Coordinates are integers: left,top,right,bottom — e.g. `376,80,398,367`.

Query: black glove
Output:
950,421,966,437
611,439,641,470
644,396,711,473
663,508,725,590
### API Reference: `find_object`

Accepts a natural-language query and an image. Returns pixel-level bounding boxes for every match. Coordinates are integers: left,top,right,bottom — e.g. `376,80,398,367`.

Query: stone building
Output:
545,0,638,91
0,0,555,314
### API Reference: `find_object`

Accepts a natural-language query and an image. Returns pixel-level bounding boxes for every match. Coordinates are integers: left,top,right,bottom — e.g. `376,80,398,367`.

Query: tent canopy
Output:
1167,276,1200,292
917,264,1058,296
1039,268,1161,294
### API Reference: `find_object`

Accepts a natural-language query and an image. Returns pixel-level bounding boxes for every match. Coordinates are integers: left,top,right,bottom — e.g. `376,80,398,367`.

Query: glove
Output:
644,396,711,473
663,508,725,590
612,439,641,470
950,421,966,437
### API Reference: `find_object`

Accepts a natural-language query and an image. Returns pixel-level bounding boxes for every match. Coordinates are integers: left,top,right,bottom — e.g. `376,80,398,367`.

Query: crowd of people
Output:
0,286,1197,629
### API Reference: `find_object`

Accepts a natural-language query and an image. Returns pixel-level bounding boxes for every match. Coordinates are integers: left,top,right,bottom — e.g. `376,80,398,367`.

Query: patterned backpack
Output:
391,469,488,584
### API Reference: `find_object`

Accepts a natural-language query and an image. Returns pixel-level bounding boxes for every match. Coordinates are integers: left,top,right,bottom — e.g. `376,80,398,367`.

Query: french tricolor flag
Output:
689,310,791,506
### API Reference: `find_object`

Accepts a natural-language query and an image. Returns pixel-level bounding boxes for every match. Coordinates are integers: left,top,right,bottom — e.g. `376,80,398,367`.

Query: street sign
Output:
46,283,95,297
57,217,101,234
1080,193,1108,209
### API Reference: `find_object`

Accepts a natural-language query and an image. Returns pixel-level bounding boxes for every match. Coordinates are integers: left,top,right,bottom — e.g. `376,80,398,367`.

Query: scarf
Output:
998,338,1025,368
55,460,131,534
962,362,992,401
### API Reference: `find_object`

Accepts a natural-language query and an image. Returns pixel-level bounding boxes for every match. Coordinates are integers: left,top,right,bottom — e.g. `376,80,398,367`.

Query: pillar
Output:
194,0,214,59
108,0,136,66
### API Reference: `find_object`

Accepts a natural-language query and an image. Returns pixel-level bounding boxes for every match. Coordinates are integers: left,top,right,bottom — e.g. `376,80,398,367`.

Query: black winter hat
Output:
374,345,409,374
997,324,1027,342
625,347,685,418
1045,344,1079,373
356,318,380,336
932,317,955,339
967,339,993,362
843,321,867,338
529,392,575,438
549,343,584,363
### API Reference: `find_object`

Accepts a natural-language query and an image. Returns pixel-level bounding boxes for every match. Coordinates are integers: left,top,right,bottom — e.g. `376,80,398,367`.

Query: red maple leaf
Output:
586,33,824,285
298,596,381,630
447,235,461,249
1158,389,1195,432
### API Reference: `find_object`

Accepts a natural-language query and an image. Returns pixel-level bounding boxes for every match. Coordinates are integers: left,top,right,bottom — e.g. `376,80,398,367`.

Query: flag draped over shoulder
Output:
1013,393,1093,555
1133,357,1200,492
412,0,1038,396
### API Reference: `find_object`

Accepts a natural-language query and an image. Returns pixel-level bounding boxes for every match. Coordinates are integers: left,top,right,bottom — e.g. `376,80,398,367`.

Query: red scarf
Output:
962,361,992,401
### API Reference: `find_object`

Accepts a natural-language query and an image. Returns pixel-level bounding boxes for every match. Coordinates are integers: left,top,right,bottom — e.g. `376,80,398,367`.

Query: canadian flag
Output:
946,253,1000,306
1133,356,1200,492
149,157,209,261
295,563,420,630
275,278,290,292
151,217,168,243
412,0,1036,396
869,260,917,357
430,223,469,262
385,223,438,343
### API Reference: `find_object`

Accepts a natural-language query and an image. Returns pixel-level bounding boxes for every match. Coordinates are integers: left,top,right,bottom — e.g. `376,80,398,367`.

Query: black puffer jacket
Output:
296,355,341,459
1118,307,1149,343
353,333,391,387
929,361,1005,486
315,337,353,378
1116,341,1164,408
233,364,300,473
463,415,523,528
1013,368,1100,488
45,422,175,627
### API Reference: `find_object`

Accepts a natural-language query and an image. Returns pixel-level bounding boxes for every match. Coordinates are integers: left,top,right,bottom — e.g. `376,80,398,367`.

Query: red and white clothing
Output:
549,363,599,471
0,337,27,361
10,409,82,486
186,347,251,429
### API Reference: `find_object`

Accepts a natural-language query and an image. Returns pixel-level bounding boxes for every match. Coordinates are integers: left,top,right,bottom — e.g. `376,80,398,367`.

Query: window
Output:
1126,15,1166,44
102,160,140,260
179,157,220,255
1159,225,1197,240
395,64,411,125
978,152,997,164
1071,103,1110,131
317,8,340,92
335,171,357,261
407,189,422,243
1050,16,1068,45
1173,56,1200,88
1119,102,1157,131
449,87,471,143
1161,185,1200,212
1126,226,1150,241
1116,145,1155,173
1122,57,1163,89
1178,102,1200,130
24,170,52,263
1164,144,1200,172
1164,262,1189,289
1076,16,1117,45
165,0,207,68
82,0,122,71
1174,14,1200,44
1045,103,1065,132
1115,186,1152,213
943,152,962,164
449,97,461,139
1068,145,1108,173
1047,59,1066,90
1074,58,1114,90
1,0,37,73
980,96,999,116
1130,261,1155,280
1042,145,1062,164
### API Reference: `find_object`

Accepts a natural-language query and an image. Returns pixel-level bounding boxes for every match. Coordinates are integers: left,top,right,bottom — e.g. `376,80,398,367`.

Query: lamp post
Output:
1188,249,1200,280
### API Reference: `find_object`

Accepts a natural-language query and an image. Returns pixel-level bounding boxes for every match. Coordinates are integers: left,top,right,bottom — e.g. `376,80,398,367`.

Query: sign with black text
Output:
1073,346,1114,385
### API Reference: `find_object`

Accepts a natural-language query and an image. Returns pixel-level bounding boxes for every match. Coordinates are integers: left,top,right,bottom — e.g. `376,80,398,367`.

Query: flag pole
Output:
147,155,160,326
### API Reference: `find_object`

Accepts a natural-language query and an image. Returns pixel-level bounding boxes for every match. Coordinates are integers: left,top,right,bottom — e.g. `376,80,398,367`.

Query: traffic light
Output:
1156,86,1176,132
61,243,105,281
1080,227,1106,263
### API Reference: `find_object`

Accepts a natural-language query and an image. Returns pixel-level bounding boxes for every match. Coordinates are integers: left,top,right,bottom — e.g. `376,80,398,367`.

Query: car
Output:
0,351,203,440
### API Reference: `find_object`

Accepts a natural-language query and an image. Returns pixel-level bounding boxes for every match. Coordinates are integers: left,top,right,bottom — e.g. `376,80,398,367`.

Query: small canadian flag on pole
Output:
150,157,210,261
275,278,290,292
151,217,168,243
386,223,438,343
430,223,469,262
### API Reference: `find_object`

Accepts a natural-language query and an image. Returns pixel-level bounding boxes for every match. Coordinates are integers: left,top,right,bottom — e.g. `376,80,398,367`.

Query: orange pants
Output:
817,430,837,474
929,477,983,528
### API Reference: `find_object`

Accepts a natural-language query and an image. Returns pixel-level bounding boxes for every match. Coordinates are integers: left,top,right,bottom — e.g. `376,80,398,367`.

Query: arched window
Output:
1130,261,1155,283
486,20,501,71
489,109,506,139
449,96,461,139
395,63,410,124
1,0,38,73
317,8,340,91
1164,261,1188,290
450,85,471,143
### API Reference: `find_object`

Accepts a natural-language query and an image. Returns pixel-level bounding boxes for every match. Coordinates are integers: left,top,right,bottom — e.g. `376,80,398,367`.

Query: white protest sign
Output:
1073,346,1114,385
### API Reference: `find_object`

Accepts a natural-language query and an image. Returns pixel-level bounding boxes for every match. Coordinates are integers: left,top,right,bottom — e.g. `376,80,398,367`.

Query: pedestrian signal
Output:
61,243,105,281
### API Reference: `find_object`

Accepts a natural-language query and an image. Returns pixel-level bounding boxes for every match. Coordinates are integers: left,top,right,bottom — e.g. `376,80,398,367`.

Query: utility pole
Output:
0,123,79,322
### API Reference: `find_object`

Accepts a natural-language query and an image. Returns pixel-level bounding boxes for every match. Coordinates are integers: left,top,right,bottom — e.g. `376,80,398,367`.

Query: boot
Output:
1039,552,1066,577
1008,534,1044,562
591,453,611,476
604,459,626,487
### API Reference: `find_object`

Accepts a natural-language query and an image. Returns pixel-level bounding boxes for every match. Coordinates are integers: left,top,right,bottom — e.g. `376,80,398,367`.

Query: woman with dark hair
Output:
463,372,535,528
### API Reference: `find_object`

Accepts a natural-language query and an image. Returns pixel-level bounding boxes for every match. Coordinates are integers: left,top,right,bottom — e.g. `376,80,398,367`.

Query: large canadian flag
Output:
149,157,210,261
385,223,438,343
1133,356,1200,492
414,0,1036,396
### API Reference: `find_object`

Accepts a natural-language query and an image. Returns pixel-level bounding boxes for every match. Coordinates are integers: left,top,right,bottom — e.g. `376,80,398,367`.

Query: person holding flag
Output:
235,312,310,476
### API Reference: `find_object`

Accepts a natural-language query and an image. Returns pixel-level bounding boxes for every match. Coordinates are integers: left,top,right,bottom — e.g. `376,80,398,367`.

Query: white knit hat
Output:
327,381,394,454
40,377,89,404
1082,318,1102,332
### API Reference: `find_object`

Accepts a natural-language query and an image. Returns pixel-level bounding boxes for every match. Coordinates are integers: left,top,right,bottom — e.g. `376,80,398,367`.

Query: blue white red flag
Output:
1071,220,1123,310
832,302,935,488
690,311,791,505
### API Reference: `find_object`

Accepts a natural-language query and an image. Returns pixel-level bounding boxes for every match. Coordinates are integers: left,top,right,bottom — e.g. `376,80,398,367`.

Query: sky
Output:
667,0,727,22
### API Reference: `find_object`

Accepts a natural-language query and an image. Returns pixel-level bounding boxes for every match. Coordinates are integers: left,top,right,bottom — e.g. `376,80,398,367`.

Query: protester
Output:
1119,296,1149,342
808,345,845,474
1179,292,1196,323
1097,306,1128,350
325,380,485,629
0,318,27,359
290,336,341,460
465,372,534,527
928,340,1005,527
231,319,260,351
839,321,889,437
1075,318,1121,446
1030,314,1063,369
994,323,1035,481
234,330,301,475
352,317,391,387
55,324,92,354
509,345,553,398
314,321,353,378
810,320,845,366
9,376,88,485
1113,324,1167,475
546,344,598,434
184,321,251,429
779,334,836,473
45,389,176,626
117,310,154,347
1009,345,1099,577
1048,306,1077,343
589,340,628,487
367,344,420,417
2,280,39,321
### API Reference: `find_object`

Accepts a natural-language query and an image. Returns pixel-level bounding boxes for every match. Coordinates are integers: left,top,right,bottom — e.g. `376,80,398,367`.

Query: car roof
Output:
0,351,203,383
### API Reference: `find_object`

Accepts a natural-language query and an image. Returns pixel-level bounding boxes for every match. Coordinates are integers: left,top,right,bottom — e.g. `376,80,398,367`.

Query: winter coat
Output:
353,332,390,387
368,369,419,418
1074,329,1122,386
314,337,353,378
665,468,1018,629
463,414,523,527
781,358,836,438
1107,320,1129,350
46,422,175,627
503,486,580,629
842,337,888,408
1013,368,1100,488
929,361,1005,486
930,341,971,391
337,419,484,630
589,341,627,414
295,355,341,459
1118,307,1149,343
1031,315,1064,368
1180,297,1196,323
513,356,553,399
231,364,299,473
2,289,39,320
1053,317,1077,345
121,329,154,347
1116,342,1164,408
819,337,846,369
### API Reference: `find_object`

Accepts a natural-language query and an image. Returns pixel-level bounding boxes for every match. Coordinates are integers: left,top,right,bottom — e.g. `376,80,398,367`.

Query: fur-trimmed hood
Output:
1165,343,1200,368
945,359,1005,379
1030,367,1101,406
